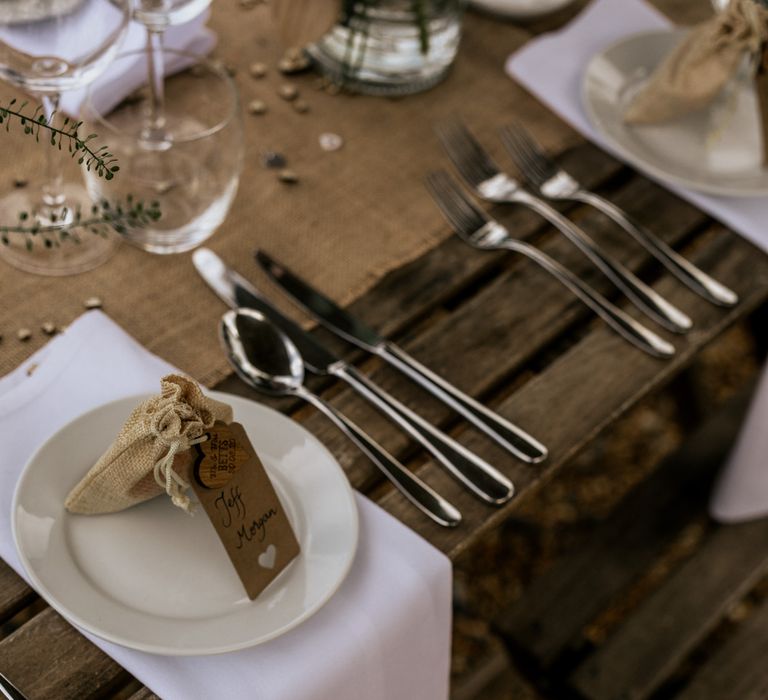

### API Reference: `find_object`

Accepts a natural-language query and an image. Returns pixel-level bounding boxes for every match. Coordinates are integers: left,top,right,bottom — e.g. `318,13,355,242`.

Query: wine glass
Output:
132,0,212,149
0,0,131,275
82,48,242,253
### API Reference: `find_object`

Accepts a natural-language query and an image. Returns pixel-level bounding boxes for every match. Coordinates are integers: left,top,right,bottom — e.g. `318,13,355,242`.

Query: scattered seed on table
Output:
17,328,31,341
278,169,299,184
293,100,309,114
84,297,102,310
278,54,310,75
261,151,286,168
249,62,267,78
278,84,298,101
41,321,57,335
319,132,344,152
248,99,268,115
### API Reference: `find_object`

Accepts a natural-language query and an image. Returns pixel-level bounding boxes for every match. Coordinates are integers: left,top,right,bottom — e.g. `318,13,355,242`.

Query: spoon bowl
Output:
220,308,304,396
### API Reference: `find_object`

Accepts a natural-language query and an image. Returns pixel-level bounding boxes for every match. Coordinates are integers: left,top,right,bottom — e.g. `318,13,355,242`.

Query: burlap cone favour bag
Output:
624,0,768,162
65,375,233,515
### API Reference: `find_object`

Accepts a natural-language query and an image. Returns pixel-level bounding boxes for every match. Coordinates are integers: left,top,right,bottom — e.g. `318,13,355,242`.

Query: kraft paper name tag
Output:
190,421,300,600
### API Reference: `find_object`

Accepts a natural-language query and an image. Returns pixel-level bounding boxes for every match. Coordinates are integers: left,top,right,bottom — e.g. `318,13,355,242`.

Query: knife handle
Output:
334,365,514,505
298,388,462,528
0,673,28,700
377,342,548,464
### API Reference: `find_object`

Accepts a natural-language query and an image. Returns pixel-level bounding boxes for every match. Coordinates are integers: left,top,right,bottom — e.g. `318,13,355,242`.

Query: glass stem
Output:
142,26,168,145
40,93,68,214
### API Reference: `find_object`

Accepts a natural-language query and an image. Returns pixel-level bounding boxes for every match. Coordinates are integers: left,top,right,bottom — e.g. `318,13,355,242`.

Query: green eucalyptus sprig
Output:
0,98,120,180
0,196,161,251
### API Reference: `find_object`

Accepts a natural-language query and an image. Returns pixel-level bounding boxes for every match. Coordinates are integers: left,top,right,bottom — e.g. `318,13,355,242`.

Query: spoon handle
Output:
298,388,462,528
334,365,514,505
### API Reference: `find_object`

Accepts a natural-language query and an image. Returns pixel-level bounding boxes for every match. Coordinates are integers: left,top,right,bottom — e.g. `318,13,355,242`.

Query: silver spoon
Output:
220,308,462,528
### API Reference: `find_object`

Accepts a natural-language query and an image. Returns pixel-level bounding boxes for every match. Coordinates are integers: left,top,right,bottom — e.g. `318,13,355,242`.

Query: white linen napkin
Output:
506,0,768,524
0,311,452,700
0,0,215,116
61,7,217,117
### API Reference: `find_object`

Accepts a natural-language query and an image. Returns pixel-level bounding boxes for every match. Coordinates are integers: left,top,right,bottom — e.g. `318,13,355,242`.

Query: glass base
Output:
0,183,119,276
307,48,452,96
306,3,462,97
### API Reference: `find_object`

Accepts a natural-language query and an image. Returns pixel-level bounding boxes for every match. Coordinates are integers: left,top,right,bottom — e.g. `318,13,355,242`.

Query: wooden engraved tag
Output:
190,421,300,600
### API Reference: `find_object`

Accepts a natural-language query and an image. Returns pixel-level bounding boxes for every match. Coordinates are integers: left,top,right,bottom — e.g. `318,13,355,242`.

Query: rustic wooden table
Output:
3,1,768,698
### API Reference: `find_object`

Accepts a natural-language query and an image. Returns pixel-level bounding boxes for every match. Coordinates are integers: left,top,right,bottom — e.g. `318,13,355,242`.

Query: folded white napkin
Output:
62,14,217,117
505,0,768,255
710,361,768,522
0,311,451,700
507,0,768,525
0,0,217,117
62,6,216,117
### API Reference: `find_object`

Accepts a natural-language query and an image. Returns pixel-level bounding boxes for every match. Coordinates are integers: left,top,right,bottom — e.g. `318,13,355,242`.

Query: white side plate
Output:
12,392,358,656
583,30,768,197
469,0,577,20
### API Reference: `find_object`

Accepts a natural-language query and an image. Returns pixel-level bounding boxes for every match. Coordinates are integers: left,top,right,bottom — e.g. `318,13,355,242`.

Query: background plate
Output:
583,30,768,198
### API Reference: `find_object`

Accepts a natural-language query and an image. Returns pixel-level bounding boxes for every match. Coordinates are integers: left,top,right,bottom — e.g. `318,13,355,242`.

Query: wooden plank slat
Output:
0,609,126,700
570,520,768,700
127,689,161,700
0,560,35,623
375,226,768,558
496,388,753,666
676,594,768,700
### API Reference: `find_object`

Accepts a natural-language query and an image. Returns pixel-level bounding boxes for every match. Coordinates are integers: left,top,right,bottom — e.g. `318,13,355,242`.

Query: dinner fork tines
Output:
500,123,738,308
425,170,675,359
435,119,693,334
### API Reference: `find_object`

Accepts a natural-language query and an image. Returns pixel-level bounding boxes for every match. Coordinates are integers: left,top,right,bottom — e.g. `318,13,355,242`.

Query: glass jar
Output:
307,0,464,96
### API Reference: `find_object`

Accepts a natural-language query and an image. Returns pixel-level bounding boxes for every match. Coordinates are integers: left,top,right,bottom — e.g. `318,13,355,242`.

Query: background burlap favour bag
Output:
65,374,233,515
624,0,768,162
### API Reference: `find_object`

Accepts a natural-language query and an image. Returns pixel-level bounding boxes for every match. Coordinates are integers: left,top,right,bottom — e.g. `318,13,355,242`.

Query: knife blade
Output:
193,248,515,504
193,247,341,374
255,249,548,464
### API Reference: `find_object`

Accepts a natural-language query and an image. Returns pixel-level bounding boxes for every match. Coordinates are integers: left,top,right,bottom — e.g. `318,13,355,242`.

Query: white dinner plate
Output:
12,392,358,656
583,30,768,197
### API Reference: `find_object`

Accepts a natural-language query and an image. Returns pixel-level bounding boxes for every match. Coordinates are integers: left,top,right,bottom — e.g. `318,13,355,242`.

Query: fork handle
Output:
376,342,547,463
299,387,462,528
503,239,675,358
572,190,739,307
521,194,693,334
333,364,514,505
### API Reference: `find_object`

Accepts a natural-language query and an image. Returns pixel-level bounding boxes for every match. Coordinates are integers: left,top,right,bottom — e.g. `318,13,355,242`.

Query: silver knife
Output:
255,250,547,464
193,248,514,505
0,673,28,700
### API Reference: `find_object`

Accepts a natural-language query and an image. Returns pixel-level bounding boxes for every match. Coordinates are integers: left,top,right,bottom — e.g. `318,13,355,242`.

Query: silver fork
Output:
425,170,675,359
436,120,693,334
500,123,738,308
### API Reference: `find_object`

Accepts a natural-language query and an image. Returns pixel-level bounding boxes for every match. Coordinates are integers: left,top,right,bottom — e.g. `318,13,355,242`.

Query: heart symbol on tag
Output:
258,544,277,569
